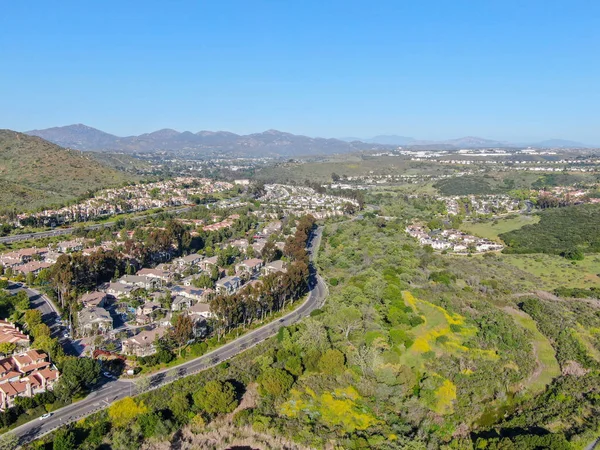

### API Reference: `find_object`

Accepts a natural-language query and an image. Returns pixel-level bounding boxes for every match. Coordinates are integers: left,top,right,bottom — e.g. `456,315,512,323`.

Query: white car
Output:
40,413,52,420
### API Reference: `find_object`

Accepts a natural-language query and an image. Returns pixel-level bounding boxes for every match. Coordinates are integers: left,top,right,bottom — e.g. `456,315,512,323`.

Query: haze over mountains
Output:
343,135,592,149
26,124,387,157
25,124,594,157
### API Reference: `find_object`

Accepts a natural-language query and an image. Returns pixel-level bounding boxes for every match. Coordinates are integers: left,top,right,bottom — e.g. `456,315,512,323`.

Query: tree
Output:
53,428,76,450
32,323,51,339
170,314,194,356
135,376,151,394
192,273,214,289
331,172,341,182
33,335,64,365
0,431,17,450
329,305,363,339
54,357,100,401
169,391,190,421
318,348,346,375
23,309,42,330
0,342,16,356
193,380,238,415
108,397,148,428
257,368,294,399
26,271,36,286
50,254,74,308
13,290,30,311
111,428,140,450
344,202,357,215
261,240,281,263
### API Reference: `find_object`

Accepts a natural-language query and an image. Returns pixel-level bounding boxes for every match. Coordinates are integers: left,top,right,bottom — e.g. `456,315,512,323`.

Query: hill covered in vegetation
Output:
0,130,133,211
500,204,600,257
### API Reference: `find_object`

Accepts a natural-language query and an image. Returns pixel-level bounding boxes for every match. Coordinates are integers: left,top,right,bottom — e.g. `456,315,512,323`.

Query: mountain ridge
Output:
26,125,389,156
26,124,596,156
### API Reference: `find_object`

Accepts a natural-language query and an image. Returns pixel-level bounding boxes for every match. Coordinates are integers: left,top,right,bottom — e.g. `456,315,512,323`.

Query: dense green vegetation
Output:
500,204,600,256
19,192,600,449
0,130,133,211
475,297,600,447
434,175,500,195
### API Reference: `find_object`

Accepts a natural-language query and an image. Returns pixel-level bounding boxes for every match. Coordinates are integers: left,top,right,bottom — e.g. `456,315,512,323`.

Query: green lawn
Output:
502,253,600,290
460,215,540,242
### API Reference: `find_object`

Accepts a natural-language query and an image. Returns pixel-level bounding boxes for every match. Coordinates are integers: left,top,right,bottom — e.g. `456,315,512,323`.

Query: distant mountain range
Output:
25,125,594,156
26,124,389,157
343,134,593,149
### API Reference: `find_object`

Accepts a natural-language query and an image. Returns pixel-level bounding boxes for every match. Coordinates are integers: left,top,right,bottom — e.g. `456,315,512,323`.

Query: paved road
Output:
11,226,327,445
7,283,62,336
0,207,193,244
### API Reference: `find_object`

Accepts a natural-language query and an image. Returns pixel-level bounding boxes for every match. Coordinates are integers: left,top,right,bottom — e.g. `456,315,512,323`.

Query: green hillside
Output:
0,129,133,211
500,204,600,256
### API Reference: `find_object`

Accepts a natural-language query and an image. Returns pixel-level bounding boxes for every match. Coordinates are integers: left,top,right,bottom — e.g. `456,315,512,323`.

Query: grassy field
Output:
253,156,455,184
502,253,600,290
503,307,560,394
460,215,540,242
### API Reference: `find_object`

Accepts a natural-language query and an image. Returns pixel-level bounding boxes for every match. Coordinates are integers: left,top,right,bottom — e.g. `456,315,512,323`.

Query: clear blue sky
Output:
1,0,599,144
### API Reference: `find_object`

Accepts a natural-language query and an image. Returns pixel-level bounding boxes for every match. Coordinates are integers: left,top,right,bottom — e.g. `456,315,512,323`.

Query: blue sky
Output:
1,0,599,144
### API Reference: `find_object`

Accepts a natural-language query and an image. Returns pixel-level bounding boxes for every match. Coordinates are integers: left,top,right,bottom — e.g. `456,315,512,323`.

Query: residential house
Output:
80,291,109,308
135,314,152,326
262,221,282,235
187,302,214,320
0,320,30,354
78,307,113,336
215,276,242,295
121,327,168,357
199,256,218,271
105,282,134,298
235,258,264,277
43,251,62,264
171,286,211,302
136,301,161,316
171,295,193,312
119,275,160,290
228,239,249,252
262,260,286,275
136,268,173,283
181,276,195,287
0,350,59,410
56,240,84,253
252,239,267,255
12,261,52,276
0,254,22,268
175,254,203,268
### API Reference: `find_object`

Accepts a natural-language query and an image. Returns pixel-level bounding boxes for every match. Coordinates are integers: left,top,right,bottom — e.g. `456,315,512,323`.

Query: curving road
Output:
11,226,327,445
